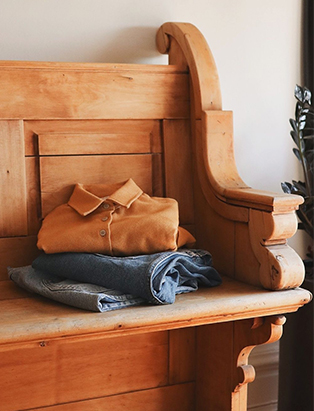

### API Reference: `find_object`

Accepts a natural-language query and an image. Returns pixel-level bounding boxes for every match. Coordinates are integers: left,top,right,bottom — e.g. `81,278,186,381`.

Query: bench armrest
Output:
157,22,305,290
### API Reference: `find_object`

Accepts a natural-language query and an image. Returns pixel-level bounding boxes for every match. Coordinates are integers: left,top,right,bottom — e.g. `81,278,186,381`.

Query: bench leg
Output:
195,316,285,411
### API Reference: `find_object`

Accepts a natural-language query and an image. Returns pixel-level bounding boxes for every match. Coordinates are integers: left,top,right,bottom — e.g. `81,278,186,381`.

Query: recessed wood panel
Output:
163,119,194,225
0,120,28,237
58,332,168,404
0,332,169,411
31,383,195,411
39,154,153,216
26,156,41,235
0,236,40,281
24,120,162,156
169,327,196,384
38,133,151,155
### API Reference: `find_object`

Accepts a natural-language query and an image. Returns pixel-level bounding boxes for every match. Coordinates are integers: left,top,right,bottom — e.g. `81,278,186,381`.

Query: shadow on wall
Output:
95,26,164,64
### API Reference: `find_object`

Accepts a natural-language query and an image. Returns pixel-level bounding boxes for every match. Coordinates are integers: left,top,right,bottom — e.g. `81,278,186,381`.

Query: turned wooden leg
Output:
195,316,286,411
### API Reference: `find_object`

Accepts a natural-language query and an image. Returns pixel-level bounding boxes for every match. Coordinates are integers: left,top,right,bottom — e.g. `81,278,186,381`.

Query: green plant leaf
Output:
289,118,298,131
281,182,293,194
290,130,298,145
295,84,304,102
293,147,301,161
292,180,307,195
304,87,312,104
283,84,314,238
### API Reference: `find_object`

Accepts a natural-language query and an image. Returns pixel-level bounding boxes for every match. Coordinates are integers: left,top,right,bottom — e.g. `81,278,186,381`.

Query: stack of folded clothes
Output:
9,179,222,312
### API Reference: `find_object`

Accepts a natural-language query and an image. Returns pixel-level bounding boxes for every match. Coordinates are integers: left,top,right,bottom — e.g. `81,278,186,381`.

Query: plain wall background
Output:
0,0,305,254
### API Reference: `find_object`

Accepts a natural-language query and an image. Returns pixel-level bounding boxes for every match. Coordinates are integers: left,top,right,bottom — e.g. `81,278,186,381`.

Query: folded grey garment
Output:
8,266,144,312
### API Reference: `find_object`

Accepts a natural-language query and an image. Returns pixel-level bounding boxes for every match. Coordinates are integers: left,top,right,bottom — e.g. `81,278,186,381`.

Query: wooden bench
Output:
0,22,311,411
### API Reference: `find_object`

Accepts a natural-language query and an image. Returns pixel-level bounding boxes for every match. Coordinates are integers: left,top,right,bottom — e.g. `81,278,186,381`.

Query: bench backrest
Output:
0,61,195,280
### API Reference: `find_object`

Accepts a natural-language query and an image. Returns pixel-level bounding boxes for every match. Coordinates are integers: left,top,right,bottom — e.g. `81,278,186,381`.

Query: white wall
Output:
1,0,304,253
0,0,302,186
0,1,303,409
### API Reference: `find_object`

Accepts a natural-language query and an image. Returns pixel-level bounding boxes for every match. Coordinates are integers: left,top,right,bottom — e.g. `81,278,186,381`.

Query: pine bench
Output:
0,22,311,411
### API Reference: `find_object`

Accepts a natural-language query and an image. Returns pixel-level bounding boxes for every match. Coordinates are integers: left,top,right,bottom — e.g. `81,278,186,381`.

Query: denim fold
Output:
32,249,221,305
8,265,144,312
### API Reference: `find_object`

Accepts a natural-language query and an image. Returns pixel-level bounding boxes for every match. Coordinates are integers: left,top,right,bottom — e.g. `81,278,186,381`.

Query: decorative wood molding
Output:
156,22,305,289
196,316,285,411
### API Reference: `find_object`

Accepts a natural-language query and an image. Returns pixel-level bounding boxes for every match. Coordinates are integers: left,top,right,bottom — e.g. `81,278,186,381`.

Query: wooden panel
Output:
0,64,189,120
169,327,196,384
26,383,195,411
0,280,31,300
152,154,164,197
150,121,163,153
196,323,234,411
39,154,153,216
38,132,151,155
0,236,40,281
194,178,235,277
0,332,169,411
26,156,41,234
0,120,28,236
163,119,194,225
0,339,59,411
235,222,261,287
24,120,162,156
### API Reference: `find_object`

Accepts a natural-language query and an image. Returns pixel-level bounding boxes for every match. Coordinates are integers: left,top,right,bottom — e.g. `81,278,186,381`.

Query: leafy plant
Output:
281,85,314,243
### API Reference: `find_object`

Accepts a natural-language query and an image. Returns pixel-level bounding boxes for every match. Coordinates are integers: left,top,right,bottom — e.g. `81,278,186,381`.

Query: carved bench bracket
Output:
196,316,286,411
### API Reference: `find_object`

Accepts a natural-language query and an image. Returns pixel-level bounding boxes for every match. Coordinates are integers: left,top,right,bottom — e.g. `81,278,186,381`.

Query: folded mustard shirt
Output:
37,179,196,256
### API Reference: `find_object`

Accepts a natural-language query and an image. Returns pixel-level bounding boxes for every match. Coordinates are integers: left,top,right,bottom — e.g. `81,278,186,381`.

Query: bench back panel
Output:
0,63,195,280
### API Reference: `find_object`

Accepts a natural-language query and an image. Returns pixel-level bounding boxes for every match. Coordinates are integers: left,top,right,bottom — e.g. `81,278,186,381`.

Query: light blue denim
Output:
8,265,144,312
32,249,221,305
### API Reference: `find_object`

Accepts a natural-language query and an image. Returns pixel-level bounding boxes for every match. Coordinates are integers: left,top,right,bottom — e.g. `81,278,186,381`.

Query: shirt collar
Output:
68,179,143,216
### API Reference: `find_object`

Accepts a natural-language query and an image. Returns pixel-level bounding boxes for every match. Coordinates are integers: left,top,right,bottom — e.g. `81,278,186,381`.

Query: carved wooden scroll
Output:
156,22,305,289
196,316,286,411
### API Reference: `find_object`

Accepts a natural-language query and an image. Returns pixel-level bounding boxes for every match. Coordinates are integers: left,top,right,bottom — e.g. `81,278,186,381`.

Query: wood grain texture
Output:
26,156,41,234
152,154,164,197
24,383,195,411
0,332,169,411
196,317,286,411
0,277,310,345
156,22,222,117
39,154,153,216
38,132,151,155
163,119,194,225
157,23,306,290
194,178,236,278
169,327,196,384
24,120,162,156
249,209,305,289
0,64,189,120
196,322,234,411
0,236,40,281
0,120,28,236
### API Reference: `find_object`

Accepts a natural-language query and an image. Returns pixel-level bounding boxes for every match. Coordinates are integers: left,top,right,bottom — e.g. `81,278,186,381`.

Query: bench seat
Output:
1,278,311,345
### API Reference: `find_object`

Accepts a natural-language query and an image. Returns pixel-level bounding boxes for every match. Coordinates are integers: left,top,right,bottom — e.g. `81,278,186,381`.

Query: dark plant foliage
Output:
281,85,314,241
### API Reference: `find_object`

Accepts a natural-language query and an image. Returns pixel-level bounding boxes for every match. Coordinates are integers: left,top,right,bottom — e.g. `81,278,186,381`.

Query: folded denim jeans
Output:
32,249,222,305
8,265,144,312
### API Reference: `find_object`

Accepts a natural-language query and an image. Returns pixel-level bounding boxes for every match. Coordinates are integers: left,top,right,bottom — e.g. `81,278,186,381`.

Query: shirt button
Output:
101,217,108,222
102,203,110,209
99,229,106,237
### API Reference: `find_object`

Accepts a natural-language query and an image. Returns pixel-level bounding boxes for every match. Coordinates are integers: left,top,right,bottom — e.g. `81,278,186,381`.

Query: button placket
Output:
99,203,113,242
